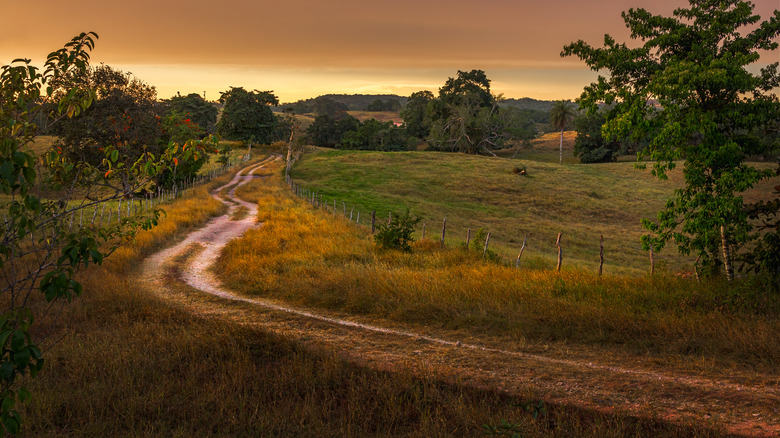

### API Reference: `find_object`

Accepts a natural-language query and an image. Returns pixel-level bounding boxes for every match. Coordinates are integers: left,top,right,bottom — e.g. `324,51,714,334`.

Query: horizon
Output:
2,0,777,102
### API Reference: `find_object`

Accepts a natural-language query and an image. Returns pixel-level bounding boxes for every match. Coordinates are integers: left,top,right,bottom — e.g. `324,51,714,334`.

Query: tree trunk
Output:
559,129,564,164
721,225,734,281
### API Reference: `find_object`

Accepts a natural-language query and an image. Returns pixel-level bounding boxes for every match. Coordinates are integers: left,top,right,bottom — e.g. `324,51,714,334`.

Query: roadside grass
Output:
11,154,725,437
221,160,780,372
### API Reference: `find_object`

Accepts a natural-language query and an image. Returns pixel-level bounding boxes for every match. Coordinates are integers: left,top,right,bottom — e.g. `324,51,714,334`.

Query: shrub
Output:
374,209,421,251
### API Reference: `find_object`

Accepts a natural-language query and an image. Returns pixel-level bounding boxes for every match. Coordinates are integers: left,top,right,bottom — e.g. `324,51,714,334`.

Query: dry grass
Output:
11,153,727,437
221,160,780,372
347,111,403,124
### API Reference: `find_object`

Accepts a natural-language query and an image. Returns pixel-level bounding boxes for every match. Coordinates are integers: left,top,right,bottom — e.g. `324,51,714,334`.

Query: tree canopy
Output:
563,0,780,277
164,92,217,134
217,87,279,143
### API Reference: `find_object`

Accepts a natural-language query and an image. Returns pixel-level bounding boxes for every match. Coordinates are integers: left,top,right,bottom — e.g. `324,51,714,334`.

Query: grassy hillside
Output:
288,149,777,275
289,150,681,274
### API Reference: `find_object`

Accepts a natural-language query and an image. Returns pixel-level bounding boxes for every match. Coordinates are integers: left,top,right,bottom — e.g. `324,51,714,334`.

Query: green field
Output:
288,146,777,275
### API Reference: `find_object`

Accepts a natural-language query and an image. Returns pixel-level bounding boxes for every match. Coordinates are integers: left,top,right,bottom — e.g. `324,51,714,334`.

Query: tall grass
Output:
221,160,779,371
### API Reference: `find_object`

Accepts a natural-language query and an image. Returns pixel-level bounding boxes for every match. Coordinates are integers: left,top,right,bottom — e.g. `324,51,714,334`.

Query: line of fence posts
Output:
286,180,671,277
44,153,253,233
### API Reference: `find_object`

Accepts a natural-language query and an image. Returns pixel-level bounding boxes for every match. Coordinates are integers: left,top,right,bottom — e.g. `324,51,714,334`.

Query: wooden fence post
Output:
349,207,354,221
371,210,376,233
598,235,604,276
466,228,471,247
388,211,392,224
441,217,447,248
483,232,491,257
422,222,426,239
556,232,563,271
515,234,527,269
356,211,360,224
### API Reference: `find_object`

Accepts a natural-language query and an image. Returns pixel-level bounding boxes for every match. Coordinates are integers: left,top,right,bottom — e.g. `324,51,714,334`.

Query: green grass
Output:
289,148,778,275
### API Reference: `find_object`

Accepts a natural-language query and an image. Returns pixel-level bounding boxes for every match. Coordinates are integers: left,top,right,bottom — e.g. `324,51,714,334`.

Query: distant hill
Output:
499,98,560,112
277,94,409,113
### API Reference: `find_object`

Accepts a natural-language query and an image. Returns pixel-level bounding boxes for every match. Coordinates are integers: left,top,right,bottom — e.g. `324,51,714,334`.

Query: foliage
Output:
499,107,538,142
573,111,625,163
339,119,407,151
217,87,279,143
0,32,207,434
50,64,165,175
366,98,400,111
164,92,217,134
305,114,360,147
374,209,421,251
563,0,780,276
400,90,434,139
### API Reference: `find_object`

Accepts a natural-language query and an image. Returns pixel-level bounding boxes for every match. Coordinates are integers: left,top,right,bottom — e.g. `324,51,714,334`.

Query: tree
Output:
427,70,506,155
400,90,434,139
563,0,780,278
51,65,165,173
573,111,626,163
217,87,279,143
165,92,217,134
340,119,407,151
305,114,360,147
0,33,210,433
549,100,576,164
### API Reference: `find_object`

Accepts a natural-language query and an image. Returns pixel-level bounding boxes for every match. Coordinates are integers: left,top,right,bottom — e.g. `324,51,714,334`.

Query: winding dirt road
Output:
140,158,779,437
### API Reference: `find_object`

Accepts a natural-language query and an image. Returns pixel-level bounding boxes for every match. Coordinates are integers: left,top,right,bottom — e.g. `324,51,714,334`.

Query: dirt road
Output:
140,158,779,437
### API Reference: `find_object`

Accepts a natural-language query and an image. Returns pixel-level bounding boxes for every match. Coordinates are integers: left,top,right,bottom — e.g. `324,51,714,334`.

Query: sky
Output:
1,0,778,103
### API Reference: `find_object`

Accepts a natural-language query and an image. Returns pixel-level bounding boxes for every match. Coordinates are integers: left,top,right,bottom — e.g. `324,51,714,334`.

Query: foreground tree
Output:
0,33,210,433
563,0,780,277
549,100,576,164
217,87,279,143
51,65,165,173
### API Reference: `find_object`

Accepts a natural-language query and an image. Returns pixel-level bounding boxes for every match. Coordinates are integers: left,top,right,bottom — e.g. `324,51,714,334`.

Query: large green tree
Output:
563,0,780,278
400,90,434,139
217,87,279,143
549,100,576,164
427,70,505,155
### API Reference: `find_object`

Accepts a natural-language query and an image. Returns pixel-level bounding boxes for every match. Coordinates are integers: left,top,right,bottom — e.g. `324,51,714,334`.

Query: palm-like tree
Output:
549,100,576,164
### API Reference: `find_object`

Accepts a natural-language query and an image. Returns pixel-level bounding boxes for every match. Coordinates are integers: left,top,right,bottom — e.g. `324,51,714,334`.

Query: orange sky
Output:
1,0,777,102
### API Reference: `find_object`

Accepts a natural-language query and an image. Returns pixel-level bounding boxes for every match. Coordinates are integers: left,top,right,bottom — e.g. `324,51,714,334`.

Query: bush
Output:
374,209,421,251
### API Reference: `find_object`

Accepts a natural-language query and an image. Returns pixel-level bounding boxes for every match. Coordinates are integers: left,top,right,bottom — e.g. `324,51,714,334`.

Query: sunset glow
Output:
2,0,777,101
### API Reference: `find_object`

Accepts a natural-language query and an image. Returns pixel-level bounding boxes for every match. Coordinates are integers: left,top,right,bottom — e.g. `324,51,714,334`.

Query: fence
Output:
285,174,683,277
2,154,252,237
